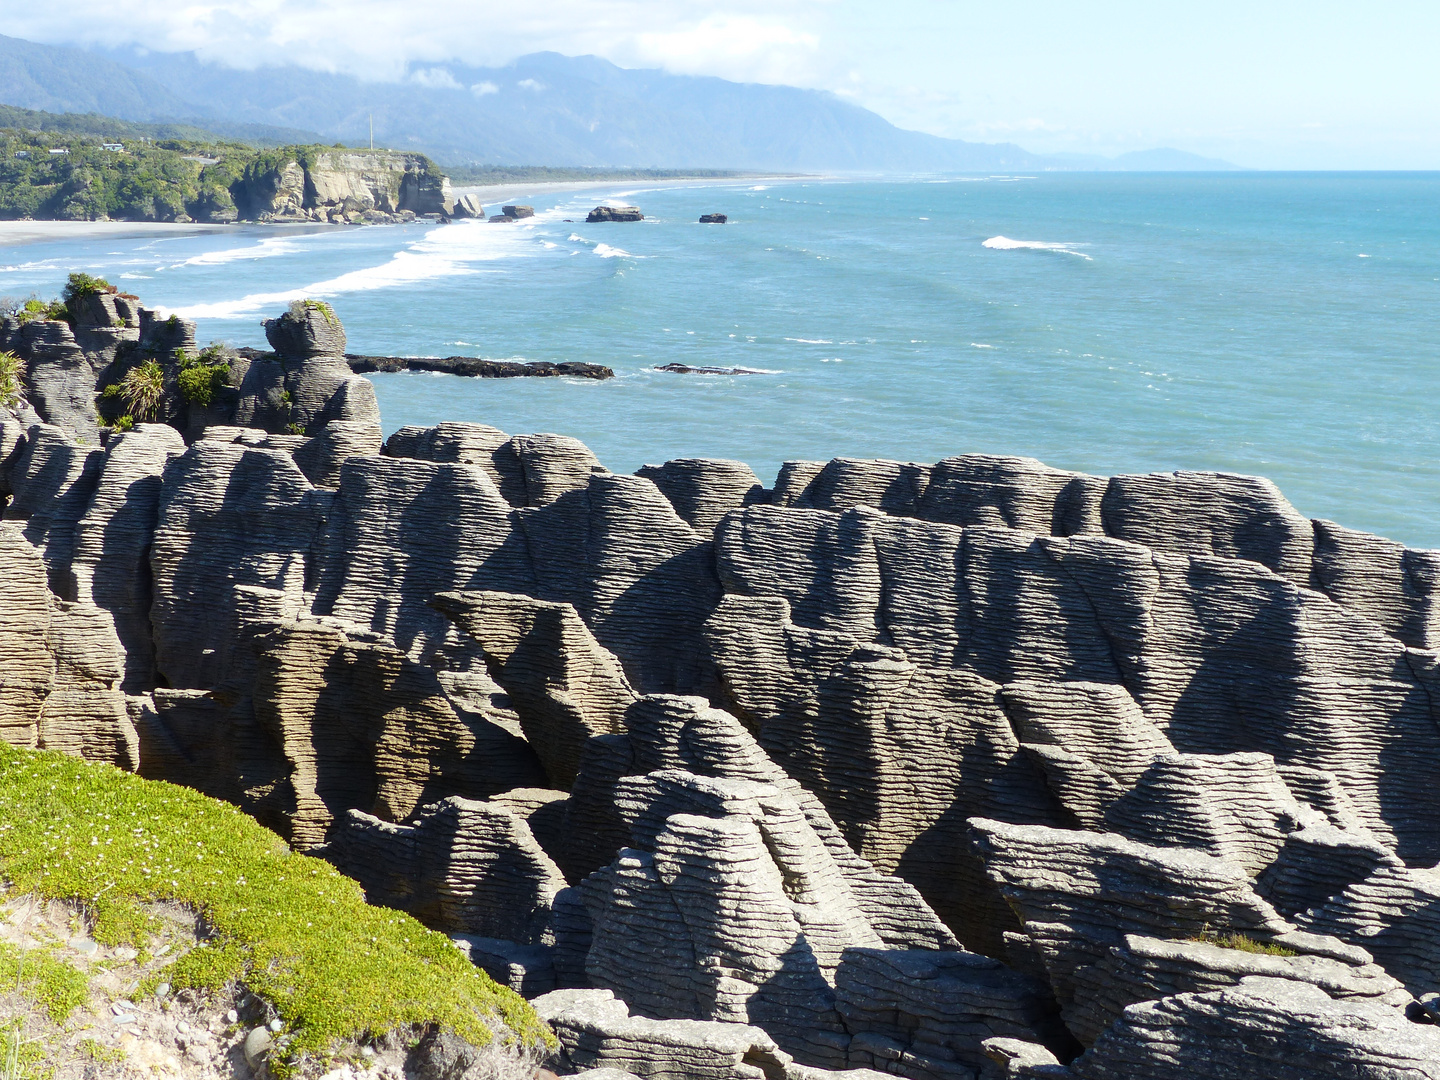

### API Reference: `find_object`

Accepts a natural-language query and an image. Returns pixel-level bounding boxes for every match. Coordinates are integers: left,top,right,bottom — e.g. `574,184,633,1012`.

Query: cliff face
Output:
6,300,1440,1079
234,150,451,224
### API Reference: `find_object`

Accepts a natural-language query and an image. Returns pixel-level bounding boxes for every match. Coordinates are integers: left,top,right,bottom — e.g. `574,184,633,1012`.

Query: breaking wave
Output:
982,236,1092,260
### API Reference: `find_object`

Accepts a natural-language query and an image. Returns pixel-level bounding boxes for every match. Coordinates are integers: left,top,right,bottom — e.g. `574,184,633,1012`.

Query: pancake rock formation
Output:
6,298,1440,1078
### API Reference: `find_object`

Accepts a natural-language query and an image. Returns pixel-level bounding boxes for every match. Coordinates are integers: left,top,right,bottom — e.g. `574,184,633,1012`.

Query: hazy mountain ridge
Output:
0,34,1240,172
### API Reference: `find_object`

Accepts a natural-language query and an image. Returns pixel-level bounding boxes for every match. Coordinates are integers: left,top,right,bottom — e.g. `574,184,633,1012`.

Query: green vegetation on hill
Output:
0,743,551,1073
0,104,324,148
0,119,443,223
445,164,751,185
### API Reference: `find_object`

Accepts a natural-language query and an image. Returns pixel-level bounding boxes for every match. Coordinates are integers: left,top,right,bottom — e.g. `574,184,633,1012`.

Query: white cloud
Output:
410,66,461,89
631,15,819,84
471,80,500,96
5,1,835,88
516,78,545,91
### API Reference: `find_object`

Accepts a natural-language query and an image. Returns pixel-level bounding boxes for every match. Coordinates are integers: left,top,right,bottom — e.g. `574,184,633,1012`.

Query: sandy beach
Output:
0,219,241,247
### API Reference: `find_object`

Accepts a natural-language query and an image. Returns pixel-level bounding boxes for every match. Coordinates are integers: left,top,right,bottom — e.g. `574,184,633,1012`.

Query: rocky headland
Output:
0,127,455,225
4,297,1440,1078
232,149,452,225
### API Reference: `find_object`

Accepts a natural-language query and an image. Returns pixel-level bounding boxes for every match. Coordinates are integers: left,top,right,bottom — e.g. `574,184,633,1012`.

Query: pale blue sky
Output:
7,0,1439,167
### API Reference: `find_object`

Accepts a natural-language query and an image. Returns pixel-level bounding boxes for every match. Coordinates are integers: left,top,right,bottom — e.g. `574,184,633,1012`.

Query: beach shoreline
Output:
0,219,241,247
447,174,811,209
0,176,812,248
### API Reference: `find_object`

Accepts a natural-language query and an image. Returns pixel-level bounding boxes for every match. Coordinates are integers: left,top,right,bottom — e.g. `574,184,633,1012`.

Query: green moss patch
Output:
1190,931,1299,957
0,744,551,1073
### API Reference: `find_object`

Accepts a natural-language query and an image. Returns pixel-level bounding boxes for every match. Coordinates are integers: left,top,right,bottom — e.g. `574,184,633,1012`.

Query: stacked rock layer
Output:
4,297,1440,1078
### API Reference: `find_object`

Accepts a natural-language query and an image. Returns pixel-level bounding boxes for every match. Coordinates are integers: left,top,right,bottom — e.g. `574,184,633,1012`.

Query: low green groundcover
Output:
0,743,551,1072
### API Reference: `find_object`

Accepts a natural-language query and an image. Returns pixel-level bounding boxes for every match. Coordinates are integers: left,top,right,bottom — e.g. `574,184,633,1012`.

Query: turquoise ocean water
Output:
3,173,1439,545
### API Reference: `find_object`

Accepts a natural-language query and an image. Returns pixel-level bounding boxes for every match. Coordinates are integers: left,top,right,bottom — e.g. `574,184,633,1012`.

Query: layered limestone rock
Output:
1061,933,1408,1047
3,319,102,443
635,458,765,537
1069,977,1440,1080
313,450,718,696
10,391,1440,1080
0,523,136,768
432,590,636,788
778,452,1440,652
1295,864,1440,995
234,150,450,224
707,504,1440,920
239,301,381,436
3,422,104,594
968,819,1295,1001
136,606,546,846
148,441,328,691
67,424,186,689
534,989,890,1080
332,795,567,942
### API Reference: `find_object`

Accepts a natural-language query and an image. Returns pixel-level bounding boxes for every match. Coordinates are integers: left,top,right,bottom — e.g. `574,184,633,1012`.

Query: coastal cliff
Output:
0,126,451,224
4,300,1440,1078
234,148,451,223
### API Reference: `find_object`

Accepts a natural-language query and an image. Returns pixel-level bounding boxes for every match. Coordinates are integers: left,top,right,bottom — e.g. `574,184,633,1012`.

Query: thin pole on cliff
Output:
369,114,374,151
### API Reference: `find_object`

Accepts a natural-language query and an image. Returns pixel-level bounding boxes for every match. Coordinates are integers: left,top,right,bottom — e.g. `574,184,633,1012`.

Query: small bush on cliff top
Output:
13,297,67,324
60,272,114,305
0,744,551,1073
177,346,231,407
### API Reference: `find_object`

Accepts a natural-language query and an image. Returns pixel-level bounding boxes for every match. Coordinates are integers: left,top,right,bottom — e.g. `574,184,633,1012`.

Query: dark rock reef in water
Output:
7,299,1440,1077
346,353,613,380
700,213,728,223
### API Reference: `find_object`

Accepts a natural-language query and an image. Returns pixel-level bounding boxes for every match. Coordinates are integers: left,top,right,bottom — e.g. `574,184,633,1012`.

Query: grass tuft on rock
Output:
0,744,551,1073
1189,931,1299,957
0,349,24,409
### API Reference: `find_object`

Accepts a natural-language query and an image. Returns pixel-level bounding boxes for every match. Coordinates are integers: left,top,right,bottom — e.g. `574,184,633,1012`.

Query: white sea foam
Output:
171,220,537,319
0,257,67,274
785,337,833,344
593,244,635,258
171,236,301,268
982,236,1092,260
970,342,995,349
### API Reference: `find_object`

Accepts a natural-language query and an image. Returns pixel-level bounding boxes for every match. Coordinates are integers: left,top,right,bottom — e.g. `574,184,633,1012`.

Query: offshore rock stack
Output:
5,297,1440,1078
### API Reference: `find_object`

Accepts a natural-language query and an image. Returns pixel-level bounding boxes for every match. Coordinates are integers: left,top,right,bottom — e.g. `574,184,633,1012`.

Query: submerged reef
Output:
5,294,1440,1078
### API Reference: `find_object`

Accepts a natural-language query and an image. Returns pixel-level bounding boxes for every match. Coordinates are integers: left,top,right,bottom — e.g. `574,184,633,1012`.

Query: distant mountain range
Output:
0,34,1241,173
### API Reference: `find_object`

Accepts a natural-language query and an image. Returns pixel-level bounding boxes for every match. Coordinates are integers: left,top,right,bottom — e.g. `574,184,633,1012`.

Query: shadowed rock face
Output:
10,383,1440,1077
